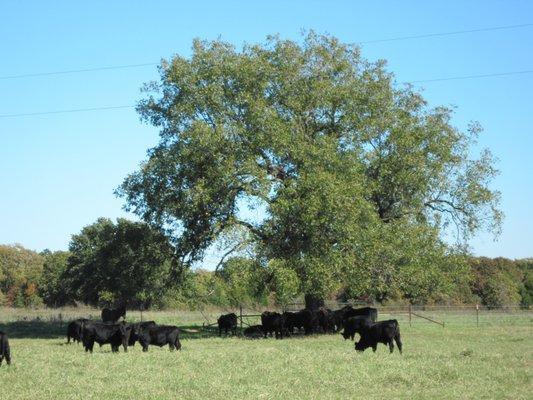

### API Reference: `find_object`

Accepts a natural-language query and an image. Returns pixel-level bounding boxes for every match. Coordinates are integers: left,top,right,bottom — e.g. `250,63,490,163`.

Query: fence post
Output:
409,304,412,327
476,304,479,327
239,305,243,335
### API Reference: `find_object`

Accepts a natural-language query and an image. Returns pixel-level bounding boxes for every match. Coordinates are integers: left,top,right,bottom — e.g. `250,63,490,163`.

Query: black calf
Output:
137,325,181,352
217,313,238,336
101,305,126,323
355,319,402,354
81,321,132,353
67,318,89,344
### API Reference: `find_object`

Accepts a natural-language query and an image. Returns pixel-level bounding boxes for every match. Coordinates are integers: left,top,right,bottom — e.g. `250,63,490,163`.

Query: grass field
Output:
0,308,531,399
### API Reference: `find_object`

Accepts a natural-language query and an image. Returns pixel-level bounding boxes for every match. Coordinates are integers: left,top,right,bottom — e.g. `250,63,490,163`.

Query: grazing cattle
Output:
299,309,319,335
243,325,264,339
282,311,299,334
261,311,285,339
81,321,132,353
217,313,238,336
0,331,11,366
66,318,89,344
128,321,157,346
101,305,126,323
314,307,336,333
342,316,372,340
137,325,181,352
355,319,402,354
344,306,378,323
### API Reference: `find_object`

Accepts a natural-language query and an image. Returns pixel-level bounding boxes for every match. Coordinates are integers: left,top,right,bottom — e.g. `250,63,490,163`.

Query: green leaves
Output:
118,32,503,304
65,218,175,307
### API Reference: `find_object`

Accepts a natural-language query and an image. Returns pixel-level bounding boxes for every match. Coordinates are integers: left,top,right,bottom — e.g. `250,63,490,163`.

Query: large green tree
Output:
117,33,501,306
65,218,175,307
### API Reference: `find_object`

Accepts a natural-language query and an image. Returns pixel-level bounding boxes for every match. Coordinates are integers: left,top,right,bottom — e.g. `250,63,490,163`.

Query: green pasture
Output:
0,308,531,399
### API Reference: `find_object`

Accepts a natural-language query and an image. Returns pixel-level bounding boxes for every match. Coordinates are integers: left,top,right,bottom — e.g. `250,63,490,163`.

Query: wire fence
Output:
1,304,530,330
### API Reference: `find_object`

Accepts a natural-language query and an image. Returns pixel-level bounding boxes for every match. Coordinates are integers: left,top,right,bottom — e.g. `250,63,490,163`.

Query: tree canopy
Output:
117,33,502,302
64,218,175,307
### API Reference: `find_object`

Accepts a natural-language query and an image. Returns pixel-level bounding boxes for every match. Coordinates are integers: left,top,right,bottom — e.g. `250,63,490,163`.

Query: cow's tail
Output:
393,320,402,354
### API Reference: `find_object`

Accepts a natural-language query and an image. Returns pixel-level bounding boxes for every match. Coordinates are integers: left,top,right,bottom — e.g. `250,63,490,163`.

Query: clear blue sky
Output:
1,0,532,263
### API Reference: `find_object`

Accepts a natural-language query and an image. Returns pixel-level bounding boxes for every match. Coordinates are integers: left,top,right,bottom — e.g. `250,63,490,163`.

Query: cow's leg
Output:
389,340,394,353
395,333,403,354
142,344,149,352
0,355,3,366
219,327,222,336
372,344,377,352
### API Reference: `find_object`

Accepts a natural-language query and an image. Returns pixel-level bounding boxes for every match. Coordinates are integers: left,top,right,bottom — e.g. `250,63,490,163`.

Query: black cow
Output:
299,309,319,335
282,311,300,334
137,325,181,352
261,311,285,339
344,306,378,323
101,305,126,323
81,321,132,353
66,318,89,344
355,319,402,354
315,307,336,333
243,325,263,339
129,321,157,346
217,313,238,336
342,316,372,340
0,331,11,366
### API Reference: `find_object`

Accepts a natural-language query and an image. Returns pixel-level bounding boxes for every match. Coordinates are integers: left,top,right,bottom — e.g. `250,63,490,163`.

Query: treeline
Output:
0,220,531,309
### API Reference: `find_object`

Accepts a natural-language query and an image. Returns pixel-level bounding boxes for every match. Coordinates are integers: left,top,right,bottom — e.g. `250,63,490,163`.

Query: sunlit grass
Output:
0,309,531,399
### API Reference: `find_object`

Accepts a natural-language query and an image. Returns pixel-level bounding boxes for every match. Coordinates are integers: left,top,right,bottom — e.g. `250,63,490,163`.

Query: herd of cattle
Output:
221,304,402,353
0,304,402,366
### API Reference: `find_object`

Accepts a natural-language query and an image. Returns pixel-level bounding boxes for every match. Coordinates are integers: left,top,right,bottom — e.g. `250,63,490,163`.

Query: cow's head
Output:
354,340,369,352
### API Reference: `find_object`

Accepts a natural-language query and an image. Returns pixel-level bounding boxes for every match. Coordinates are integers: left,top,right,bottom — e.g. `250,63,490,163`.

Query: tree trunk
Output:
305,294,325,311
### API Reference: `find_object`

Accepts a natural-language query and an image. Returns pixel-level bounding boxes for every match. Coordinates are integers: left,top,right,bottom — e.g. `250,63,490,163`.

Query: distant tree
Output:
39,250,72,307
0,244,44,307
470,257,523,308
117,33,502,307
65,218,175,307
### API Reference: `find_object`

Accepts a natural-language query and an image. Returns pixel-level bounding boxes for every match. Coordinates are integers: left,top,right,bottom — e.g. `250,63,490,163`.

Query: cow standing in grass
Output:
217,313,238,336
136,324,182,352
81,321,132,353
0,331,11,366
261,311,286,339
66,318,89,344
101,305,126,323
128,321,157,346
355,319,402,354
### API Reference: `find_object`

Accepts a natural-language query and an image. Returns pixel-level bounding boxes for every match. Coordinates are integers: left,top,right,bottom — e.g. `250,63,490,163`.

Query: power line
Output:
0,63,157,80
410,69,533,83
0,69,531,118
359,22,533,44
0,23,530,81
0,105,134,118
